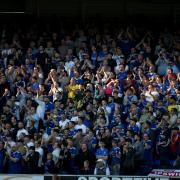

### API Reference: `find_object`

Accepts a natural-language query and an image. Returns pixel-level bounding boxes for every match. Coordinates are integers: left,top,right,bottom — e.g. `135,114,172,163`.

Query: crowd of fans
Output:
0,21,179,175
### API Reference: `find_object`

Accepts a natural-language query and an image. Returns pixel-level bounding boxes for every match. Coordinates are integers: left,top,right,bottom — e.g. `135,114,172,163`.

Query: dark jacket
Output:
26,151,40,174
122,147,135,175
45,160,55,174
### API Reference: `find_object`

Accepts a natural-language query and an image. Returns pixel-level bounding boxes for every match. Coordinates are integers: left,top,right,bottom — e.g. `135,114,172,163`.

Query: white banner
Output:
148,169,180,177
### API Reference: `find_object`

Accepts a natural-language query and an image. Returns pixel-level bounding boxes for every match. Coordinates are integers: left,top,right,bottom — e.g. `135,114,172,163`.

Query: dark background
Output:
0,0,179,27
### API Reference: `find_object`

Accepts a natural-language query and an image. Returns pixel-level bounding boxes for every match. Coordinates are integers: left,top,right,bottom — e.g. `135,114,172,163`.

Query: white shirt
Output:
170,114,178,126
145,91,159,102
45,47,54,57
17,129,28,140
75,124,87,134
5,141,16,154
49,87,63,102
42,133,49,141
105,106,111,115
71,116,78,122
2,48,12,56
52,148,60,165
112,54,124,65
36,147,44,167
59,119,69,129
26,141,34,148
114,66,129,74
35,97,46,120
123,95,138,105
64,61,75,74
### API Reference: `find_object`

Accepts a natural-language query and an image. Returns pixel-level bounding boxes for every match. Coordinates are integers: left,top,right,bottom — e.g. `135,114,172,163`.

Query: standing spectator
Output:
156,126,170,168
0,141,6,173
44,153,55,174
5,135,16,154
59,142,71,174
110,140,121,175
67,138,78,174
75,117,87,134
24,146,40,174
143,133,153,171
122,140,135,175
36,46,49,77
133,134,144,175
16,122,29,140
95,141,109,161
77,143,95,173
7,144,22,174
35,140,44,173
170,127,180,160
52,142,61,167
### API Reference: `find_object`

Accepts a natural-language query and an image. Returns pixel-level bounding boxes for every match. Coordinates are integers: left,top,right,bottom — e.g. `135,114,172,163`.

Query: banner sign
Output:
44,176,172,180
0,175,179,180
148,169,180,177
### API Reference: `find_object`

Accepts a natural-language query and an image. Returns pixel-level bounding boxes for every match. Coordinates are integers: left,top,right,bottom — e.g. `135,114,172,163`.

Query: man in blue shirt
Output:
143,133,153,168
68,121,77,138
91,45,98,67
85,130,97,153
117,64,128,82
128,118,140,134
7,144,22,174
67,138,78,174
97,45,108,63
31,77,39,92
107,96,116,124
96,141,109,161
44,97,54,114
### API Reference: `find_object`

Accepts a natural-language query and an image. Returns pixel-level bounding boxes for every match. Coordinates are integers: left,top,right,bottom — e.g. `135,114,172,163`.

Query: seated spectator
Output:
94,159,110,175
